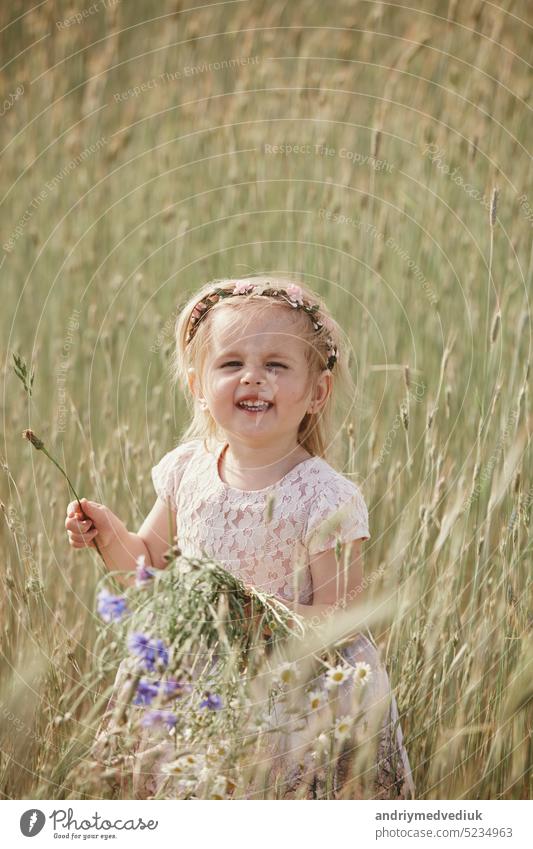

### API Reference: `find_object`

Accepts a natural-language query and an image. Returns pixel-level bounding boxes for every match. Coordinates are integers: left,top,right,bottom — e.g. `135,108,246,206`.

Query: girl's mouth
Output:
236,400,273,414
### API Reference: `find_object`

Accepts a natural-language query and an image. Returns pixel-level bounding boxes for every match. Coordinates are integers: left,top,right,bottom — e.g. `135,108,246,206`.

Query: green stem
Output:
42,446,105,562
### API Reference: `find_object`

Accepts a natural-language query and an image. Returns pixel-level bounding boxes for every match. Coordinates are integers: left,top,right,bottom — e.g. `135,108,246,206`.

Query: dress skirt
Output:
255,629,416,800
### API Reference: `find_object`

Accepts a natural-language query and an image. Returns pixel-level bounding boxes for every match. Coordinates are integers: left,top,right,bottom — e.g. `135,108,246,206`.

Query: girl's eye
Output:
220,362,287,369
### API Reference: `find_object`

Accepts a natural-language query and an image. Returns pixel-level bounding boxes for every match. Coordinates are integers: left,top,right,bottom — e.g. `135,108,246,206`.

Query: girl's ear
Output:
187,367,197,397
188,367,208,409
307,370,332,414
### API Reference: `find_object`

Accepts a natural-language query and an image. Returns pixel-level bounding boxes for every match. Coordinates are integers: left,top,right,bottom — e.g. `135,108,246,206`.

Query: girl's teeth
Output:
238,402,270,410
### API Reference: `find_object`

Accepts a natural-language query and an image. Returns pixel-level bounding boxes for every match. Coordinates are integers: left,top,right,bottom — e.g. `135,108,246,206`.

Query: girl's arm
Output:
280,539,365,629
66,496,177,589
241,541,364,635
137,496,177,571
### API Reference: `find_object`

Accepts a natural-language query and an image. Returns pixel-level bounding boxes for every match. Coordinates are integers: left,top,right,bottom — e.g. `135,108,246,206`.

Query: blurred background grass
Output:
1,0,531,799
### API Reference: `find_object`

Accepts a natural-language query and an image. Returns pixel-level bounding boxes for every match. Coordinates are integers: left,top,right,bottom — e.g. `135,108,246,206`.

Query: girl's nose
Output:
240,371,265,385
241,368,265,383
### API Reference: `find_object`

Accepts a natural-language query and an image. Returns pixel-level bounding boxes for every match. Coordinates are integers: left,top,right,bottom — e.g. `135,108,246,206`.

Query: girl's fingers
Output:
70,533,97,548
66,500,90,519
68,529,98,546
65,517,93,532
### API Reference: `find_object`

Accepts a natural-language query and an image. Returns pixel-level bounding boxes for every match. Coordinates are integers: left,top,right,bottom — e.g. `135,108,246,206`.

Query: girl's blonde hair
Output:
170,275,356,466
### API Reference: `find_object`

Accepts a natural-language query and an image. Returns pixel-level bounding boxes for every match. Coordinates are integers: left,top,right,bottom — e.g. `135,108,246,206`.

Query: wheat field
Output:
1,0,532,800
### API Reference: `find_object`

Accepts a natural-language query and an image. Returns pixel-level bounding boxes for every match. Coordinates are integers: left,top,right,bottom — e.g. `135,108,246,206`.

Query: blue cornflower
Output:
133,679,160,706
155,639,169,669
162,678,184,698
135,554,156,587
200,692,223,711
140,710,177,729
97,589,128,623
127,632,170,672
128,631,152,655
128,632,156,672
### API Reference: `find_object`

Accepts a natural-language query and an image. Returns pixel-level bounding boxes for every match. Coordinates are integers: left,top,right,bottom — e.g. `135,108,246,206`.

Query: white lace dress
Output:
152,438,372,605
95,439,415,799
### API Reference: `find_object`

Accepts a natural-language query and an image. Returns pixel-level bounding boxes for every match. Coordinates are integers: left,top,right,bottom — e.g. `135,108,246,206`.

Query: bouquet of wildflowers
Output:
67,549,311,799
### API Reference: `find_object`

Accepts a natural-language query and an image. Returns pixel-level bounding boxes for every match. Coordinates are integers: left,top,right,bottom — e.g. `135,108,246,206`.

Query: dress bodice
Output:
151,439,370,604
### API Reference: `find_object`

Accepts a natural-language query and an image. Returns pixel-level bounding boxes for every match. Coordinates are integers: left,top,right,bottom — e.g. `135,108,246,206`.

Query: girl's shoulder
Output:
303,455,367,500
151,439,203,504
303,459,371,552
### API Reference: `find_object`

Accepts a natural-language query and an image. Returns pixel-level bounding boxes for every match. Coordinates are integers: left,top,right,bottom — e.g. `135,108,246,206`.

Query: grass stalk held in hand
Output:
13,351,105,562
22,428,105,562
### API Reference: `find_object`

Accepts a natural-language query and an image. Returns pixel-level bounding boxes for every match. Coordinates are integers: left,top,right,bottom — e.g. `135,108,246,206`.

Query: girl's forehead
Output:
210,306,306,351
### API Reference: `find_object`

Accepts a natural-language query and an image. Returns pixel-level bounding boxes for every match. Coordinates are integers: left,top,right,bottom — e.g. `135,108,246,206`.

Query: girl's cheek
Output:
211,377,237,398
291,384,313,405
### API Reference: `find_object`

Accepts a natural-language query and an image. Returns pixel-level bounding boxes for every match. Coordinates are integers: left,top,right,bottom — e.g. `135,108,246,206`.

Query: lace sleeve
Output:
151,440,200,507
305,481,371,556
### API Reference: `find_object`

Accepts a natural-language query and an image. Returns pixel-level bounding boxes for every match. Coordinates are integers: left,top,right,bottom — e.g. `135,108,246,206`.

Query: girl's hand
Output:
65,498,123,550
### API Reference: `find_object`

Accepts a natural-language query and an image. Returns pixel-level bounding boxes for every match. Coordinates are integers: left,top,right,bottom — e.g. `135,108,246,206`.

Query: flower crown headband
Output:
185,281,339,370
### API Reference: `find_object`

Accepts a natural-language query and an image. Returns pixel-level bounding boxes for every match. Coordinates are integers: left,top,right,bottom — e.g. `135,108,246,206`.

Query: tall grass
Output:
1,0,531,799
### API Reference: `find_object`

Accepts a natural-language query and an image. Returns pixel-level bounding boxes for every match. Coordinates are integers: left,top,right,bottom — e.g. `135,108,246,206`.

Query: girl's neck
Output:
219,438,311,489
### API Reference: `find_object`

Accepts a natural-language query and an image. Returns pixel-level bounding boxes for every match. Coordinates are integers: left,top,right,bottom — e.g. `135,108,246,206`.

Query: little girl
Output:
65,275,415,800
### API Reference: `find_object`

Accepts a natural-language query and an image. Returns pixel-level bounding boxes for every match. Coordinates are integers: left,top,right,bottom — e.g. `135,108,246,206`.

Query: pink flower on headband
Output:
232,281,256,295
191,302,207,321
285,284,304,306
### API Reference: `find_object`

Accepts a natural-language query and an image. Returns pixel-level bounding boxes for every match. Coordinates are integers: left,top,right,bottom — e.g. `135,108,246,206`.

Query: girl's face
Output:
195,306,330,447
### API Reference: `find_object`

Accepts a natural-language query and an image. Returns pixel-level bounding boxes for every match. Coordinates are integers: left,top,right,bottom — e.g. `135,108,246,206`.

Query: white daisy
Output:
185,752,205,768
274,661,299,687
206,740,230,763
334,715,354,742
353,661,372,686
208,775,230,799
162,752,205,776
307,689,326,710
162,760,186,777
325,665,353,688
